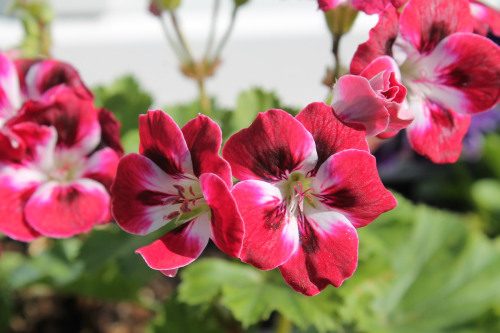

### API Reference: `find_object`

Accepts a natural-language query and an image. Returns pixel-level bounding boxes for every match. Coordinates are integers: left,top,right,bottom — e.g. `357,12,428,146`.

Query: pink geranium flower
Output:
0,86,122,241
0,53,95,161
351,0,500,163
331,56,413,138
111,110,244,277
223,103,397,296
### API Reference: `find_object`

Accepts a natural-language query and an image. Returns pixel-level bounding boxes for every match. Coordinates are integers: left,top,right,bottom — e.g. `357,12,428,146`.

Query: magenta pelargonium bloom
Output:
111,110,244,277
332,56,413,138
223,103,397,296
350,0,500,163
0,86,122,241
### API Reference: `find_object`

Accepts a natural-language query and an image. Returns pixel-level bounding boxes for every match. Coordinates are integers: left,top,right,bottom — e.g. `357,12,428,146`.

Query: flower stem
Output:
211,4,239,61
197,79,211,116
332,33,343,80
204,0,221,60
170,11,195,64
159,12,187,62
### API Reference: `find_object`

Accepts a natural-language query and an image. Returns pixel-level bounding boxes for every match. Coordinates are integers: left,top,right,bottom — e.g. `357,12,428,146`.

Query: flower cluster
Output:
109,0,499,296
1,0,498,298
0,53,123,241
111,103,397,295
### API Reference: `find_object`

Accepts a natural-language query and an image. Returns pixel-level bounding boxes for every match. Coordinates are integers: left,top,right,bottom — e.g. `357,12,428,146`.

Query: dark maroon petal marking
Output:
350,5,400,75
139,110,192,177
296,102,368,174
223,109,316,182
182,115,232,188
233,180,298,270
399,0,473,54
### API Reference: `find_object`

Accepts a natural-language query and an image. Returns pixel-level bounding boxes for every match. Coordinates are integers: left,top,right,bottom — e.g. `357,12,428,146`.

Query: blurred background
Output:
0,0,378,109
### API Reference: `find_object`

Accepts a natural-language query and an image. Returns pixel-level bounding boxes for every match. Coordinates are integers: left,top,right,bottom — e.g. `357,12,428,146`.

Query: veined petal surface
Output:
200,173,244,258
278,208,358,296
417,33,500,114
331,75,390,137
139,110,193,177
136,214,210,271
182,115,232,188
313,150,397,228
296,102,368,172
406,96,471,163
233,180,299,270
350,5,400,75
223,109,317,182
398,0,473,54
111,153,198,235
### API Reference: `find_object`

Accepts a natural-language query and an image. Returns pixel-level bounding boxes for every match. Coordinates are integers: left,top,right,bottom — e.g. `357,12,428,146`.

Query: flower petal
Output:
182,114,232,188
200,173,244,258
399,0,473,54
139,110,193,177
350,5,400,75
233,180,299,270
331,75,390,137
111,153,197,235
15,86,101,154
419,33,500,114
279,210,358,296
223,109,317,182
81,147,120,190
296,102,368,171
0,166,44,241
98,108,124,157
313,149,397,228
24,179,109,238
406,96,471,163
0,52,21,123
24,59,93,100
136,214,210,271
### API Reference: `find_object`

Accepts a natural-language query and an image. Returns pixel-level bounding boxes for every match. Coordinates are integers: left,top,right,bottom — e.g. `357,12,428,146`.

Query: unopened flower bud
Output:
324,4,358,37
234,0,250,7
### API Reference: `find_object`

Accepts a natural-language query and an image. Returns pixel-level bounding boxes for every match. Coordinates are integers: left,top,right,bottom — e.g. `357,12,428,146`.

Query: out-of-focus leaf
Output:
93,75,153,135
121,129,140,154
179,258,339,332
231,88,281,134
6,240,84,289
164,100,203,128
146,293,223,333
471,179,500,213
338,193,500,333
482,133,500,180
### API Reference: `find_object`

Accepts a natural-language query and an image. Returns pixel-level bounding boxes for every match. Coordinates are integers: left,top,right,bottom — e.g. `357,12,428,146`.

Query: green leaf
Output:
146,293,224,333
338,193,500,332
231,88,281,133
178,258,339,332
93,75,153,135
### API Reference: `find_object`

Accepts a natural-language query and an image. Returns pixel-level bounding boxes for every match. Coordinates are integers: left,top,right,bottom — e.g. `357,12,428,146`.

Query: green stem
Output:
204,0,220,60
332,33,343,80
198,79,211,116
211,4,238,61
170,11,195,64
159,12,188,62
